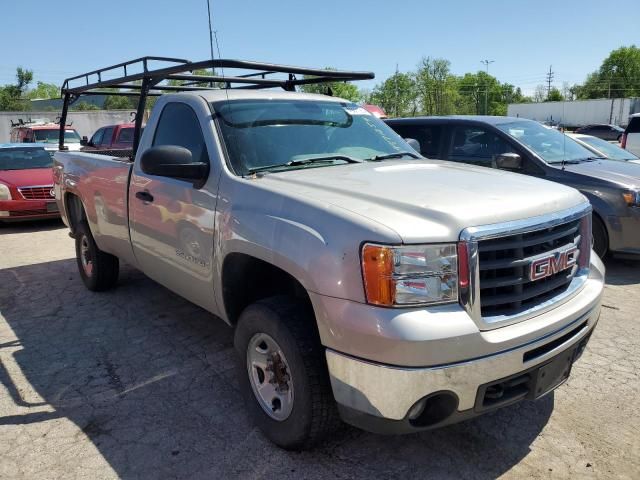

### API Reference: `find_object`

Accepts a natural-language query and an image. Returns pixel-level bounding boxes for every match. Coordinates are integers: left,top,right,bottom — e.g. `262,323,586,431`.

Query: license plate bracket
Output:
533,346,576,399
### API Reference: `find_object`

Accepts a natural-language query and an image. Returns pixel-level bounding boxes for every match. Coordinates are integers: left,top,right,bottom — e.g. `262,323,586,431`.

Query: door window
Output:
100,127,114,146
389,124,443,158
627,117,640,133
152,102,208,164
116,127,134,144
447,126,515,167
90,128,104,145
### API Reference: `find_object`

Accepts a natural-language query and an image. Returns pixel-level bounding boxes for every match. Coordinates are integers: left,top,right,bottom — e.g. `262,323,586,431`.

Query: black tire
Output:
74,221,119,291
234,296,340,450
592,215,608,258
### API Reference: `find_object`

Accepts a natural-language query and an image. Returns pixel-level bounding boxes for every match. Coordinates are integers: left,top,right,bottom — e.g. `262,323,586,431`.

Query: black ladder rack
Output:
59,56,374,154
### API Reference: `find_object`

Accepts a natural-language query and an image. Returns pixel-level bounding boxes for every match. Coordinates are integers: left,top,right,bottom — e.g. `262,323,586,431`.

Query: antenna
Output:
206,0,216,84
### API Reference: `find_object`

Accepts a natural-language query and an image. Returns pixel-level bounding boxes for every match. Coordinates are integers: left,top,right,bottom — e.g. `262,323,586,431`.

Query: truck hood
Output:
0,168,53,188
257,160,587,243
558,159,640,188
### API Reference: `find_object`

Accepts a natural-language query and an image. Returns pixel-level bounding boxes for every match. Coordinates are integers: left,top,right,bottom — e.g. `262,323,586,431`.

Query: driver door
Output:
129,99,218,312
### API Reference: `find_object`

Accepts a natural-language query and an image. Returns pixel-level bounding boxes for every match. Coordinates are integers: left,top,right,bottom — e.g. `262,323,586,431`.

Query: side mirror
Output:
494,152,522,170
80,136,88,146
140,145,209,188
404,138,421,154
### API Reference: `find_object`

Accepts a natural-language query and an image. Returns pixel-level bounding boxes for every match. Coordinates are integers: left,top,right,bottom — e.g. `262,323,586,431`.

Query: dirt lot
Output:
1,220,639,480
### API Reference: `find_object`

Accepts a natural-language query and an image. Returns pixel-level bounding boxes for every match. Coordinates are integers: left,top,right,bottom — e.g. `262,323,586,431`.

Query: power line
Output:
546,65,554,98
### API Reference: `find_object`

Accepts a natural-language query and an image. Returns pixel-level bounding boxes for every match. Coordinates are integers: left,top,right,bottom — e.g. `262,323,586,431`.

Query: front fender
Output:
212,176,402,319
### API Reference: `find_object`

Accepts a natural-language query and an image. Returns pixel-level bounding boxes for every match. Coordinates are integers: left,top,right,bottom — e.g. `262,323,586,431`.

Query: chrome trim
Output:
459,203,592,330
17,184,54,189
326,307,598,419
17,184,55,200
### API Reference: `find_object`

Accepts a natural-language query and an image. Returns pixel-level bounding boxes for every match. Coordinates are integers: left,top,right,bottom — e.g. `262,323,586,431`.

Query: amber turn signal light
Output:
361,244,395,306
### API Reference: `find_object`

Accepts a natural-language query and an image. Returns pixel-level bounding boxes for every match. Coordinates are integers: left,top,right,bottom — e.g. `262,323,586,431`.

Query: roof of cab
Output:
182,89,352,104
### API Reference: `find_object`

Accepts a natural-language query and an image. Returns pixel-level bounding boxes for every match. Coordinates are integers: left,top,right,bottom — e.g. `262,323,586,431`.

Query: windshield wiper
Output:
366,151,420,161
246,155,363,174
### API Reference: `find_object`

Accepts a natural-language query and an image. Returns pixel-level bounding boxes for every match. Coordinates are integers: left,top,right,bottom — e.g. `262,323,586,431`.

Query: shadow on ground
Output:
0,218,65,235
0,258,556,479
603,256,640,286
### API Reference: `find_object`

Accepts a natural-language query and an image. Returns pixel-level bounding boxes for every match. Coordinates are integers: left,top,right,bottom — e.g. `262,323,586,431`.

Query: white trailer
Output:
507,98,640,127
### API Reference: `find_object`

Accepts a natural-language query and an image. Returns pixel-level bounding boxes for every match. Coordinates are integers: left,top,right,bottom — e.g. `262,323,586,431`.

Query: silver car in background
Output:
567,133,640,165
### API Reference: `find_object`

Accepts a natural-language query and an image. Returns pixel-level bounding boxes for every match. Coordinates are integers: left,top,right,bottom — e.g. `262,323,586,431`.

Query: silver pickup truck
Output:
53,59,604,449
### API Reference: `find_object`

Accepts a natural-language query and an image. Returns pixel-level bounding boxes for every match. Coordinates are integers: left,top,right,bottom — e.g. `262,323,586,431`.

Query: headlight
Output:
361,243,458,306
0,183,11,201
622,190,640,207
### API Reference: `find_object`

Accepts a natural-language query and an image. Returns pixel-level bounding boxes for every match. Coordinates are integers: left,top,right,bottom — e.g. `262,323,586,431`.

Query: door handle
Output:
135,191,154,202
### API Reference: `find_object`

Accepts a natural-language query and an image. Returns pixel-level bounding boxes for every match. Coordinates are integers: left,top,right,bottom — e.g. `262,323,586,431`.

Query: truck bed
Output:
53,151,136,265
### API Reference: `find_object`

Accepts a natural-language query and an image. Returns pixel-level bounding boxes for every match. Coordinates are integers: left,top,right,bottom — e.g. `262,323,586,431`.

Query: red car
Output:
81,123,142,151
0,144,59,221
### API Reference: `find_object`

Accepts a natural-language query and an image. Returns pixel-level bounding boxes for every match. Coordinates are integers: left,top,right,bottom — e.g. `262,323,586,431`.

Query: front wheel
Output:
75,221,119,291
234,296,340,449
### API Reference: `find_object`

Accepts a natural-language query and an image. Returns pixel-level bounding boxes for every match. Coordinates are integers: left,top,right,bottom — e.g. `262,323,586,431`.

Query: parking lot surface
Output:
1,220,639,480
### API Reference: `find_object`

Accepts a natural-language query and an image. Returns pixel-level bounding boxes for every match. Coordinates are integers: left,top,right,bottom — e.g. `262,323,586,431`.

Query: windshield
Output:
213,100,412,174
33,129,81,144
0,147,53,170
579,135,639,161
496,120,595,164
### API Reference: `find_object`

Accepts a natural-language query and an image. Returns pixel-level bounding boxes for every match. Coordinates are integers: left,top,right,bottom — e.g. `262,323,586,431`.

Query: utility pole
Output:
394,63,399,117
480,59,494,115
546,65,554,100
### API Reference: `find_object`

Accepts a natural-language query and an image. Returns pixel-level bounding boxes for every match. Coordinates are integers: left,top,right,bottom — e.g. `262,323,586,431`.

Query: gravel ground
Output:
0,220,639,480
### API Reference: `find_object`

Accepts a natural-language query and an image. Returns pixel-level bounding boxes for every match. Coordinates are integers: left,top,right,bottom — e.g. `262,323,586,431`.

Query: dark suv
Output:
386,116,640,257
575,124,624,142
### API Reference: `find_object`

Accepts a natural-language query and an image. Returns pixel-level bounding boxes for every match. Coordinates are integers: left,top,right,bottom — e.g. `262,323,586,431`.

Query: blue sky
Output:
2,0,638,95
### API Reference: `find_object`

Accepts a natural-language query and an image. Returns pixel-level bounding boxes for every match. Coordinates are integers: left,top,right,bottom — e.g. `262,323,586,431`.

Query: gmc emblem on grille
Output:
529,246,578,281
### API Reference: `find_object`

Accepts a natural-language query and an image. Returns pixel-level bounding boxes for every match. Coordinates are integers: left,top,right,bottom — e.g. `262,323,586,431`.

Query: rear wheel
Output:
592,215,608,258
75,221,119,291
234,296,340,449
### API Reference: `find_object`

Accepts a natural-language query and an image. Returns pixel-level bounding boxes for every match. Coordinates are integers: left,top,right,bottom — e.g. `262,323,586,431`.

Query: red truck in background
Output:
81,123,143,151
10,119,83,151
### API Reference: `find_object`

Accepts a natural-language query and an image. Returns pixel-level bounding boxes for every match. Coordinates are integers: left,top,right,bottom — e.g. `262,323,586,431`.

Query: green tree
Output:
546,87,564,102
369,72,418,117
0,67,33,111
299,68,362,102
72,101,100,111
415,57,458,115
167,68,215,87
26,81,60,100
103,94,137,110
576,45,640,98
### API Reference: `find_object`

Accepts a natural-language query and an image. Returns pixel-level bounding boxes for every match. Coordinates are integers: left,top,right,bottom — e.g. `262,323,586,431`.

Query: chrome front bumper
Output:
322,255,604,430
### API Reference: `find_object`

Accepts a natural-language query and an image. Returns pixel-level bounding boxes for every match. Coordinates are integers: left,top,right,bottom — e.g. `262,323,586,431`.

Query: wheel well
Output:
222,253,310,324
65,193,86,234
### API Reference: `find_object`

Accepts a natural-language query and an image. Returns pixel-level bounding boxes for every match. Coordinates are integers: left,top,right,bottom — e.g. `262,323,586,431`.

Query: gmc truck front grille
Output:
477,218,582,318
459,204,592,329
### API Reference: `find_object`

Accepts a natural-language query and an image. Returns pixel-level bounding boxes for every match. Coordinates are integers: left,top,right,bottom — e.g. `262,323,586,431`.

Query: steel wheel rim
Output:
247,332,294,421
80,235,94,276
